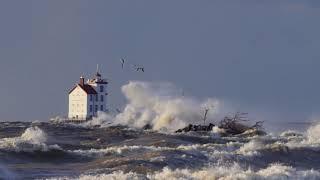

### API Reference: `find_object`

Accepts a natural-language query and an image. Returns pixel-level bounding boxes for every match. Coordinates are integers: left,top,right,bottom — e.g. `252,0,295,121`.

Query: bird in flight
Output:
137,67,144,72
133,65,145,72
120,58,125,69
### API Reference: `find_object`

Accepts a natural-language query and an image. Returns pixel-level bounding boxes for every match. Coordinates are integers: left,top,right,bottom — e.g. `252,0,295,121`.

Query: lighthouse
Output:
68,67,108,121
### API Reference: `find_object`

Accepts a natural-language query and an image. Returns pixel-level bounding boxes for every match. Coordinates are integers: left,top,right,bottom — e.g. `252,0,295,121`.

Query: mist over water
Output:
1,81,320,179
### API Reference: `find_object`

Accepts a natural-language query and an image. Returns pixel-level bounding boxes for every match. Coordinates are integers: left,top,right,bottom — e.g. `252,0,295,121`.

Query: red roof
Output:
69,84,97,94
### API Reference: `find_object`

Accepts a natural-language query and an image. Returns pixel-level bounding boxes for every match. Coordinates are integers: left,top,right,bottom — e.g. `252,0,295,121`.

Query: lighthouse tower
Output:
87,66,109,116
68,66,108,121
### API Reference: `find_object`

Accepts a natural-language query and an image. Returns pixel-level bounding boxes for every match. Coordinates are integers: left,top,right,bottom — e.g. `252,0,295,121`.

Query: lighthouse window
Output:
100,86,104,92
101,95,104,102
100,105,103,111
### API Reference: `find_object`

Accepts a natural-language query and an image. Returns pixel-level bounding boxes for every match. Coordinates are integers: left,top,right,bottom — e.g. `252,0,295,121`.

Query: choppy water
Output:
1,121,320,180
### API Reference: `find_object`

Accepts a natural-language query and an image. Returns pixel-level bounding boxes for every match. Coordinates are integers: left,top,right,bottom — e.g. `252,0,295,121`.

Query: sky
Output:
0,0,320,122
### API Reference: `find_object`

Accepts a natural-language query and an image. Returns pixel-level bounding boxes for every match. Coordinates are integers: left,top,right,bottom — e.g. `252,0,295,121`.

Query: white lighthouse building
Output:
68,68,108,121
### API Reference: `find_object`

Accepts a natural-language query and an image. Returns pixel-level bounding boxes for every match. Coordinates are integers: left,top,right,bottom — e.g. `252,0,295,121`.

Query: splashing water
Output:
2,81,320,179
50,163,320,180
306,123,320,144
113,81,227,131
20,126,47,143
0,126,60,152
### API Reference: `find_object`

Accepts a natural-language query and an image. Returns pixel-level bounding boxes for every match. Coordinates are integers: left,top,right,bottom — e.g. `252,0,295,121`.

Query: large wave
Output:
88,81,229,131
0,126,60,152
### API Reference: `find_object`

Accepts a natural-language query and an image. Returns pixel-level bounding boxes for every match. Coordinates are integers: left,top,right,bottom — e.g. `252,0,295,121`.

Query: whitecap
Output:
0,126,61,152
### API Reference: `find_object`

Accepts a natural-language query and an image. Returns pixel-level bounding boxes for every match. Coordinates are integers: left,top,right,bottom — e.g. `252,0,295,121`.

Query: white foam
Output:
69,145,174,157
21,126,47,143
208,126,225,138
150,156,166,162
237,139,265,156
281,122,320,149
50,163,320,180
280,130,303,137
0,126,60,152
81,111,115,128
69,142,245,165
211,126,225,134
305,123,320,144
79,171,145,180
114,81,228,132
69,143,227,158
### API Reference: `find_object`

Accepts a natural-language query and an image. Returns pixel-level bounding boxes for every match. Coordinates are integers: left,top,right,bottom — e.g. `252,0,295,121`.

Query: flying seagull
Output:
133,65,145,72
137,67,145,72
120,58,125,69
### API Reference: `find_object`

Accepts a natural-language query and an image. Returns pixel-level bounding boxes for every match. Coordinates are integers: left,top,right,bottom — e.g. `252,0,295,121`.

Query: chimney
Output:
80,76,85,86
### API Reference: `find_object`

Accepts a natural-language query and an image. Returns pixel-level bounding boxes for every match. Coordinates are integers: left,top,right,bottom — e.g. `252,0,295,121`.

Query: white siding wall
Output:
68,86,88,120
89,83,108,113
87,94,96,118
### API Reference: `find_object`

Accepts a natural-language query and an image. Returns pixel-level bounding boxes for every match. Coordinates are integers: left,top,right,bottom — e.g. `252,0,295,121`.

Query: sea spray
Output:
280,122,320,148
20,126,47,143
77,81,230,132
306,123,320,144
238,139,265,156
115,81,226,131
0,126,60,152
82,111,114,128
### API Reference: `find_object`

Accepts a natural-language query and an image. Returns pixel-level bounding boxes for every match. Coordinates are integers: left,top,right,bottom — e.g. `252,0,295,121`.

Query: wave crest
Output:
0,126,60,152
51,163,320,180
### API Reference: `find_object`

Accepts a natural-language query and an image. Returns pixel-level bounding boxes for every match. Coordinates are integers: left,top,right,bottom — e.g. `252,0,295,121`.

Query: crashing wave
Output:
0,126,61,152
278,123,320,149
80,112,115,128
108,81,226,131
305,123,320,144
280,130,303,138
237,139,266,156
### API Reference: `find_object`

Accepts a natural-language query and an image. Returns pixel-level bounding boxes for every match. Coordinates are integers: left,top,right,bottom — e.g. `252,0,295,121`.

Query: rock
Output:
175,123,216,133
143,124,152,130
